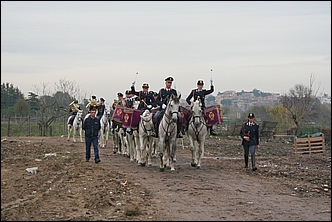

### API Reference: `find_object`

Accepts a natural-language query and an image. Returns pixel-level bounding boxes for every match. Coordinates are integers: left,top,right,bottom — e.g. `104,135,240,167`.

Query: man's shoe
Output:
177,132,183,138
244,165,248,169
86,159,89,162
95,159,101,164
252,166,257,171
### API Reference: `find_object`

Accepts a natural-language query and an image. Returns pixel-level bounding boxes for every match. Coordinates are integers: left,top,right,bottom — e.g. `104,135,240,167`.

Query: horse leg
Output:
67,125,71,141
79,127,83,143
105,125,109,147
73,127,76,143
133,130,139,162
147,137,153,166
188,136,197,167
170,141,177,171
158,138,165,172
139,137,146,166
197,139,205,169
101,129,106,148
129,134,135,162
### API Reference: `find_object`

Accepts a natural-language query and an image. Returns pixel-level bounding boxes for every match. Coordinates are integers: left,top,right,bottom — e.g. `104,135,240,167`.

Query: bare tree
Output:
280,73,320,135
32,79,88,136
54,78,87,103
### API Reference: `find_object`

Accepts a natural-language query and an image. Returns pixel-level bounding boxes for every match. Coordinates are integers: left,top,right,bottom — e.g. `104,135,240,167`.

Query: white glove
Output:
147,105,152,109
210,78,213,85
162,104,167,109
132,80,136,86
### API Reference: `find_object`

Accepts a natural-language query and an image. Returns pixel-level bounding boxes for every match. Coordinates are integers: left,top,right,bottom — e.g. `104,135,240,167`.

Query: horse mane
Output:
169,94,180,105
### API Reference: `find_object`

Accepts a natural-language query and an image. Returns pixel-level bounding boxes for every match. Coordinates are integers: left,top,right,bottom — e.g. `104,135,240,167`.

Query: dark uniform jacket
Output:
97,104,105,118
239,121,259,147
156,88,178,110
186,85,214,110
132,86,156,110
83,116,101,138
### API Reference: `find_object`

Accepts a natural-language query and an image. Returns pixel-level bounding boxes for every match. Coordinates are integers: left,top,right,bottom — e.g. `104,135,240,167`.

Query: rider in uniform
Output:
185,79,217,135
86,95,98,113
131,82,157,136
111,92,124,134
132,83,156,111
69,100,81,125
122,89,137,135
96,97,106,119
154,76,183,138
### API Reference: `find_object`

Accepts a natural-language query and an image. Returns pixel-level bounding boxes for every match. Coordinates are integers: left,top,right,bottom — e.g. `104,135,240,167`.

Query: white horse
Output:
124,129,140,162
99,104,111,148
187,98,208,169
112,123,128,156
138,109,154,166
158,94,181,172
67,109,83,142
127,100,141,162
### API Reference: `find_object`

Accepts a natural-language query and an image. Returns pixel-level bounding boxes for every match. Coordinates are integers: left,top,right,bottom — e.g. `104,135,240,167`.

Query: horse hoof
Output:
191,163,197,167
197,165,201,169
140,162,146,167
160,168,165,172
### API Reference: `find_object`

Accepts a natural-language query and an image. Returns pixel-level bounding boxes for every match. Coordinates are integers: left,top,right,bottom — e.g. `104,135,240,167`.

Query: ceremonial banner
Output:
122,108,141,129
180,106,192,127
111,106,124,124
131,109,141,130
204,105,223,126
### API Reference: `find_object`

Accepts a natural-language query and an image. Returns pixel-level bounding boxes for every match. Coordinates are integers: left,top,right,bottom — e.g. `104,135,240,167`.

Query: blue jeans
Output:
85,136,100,161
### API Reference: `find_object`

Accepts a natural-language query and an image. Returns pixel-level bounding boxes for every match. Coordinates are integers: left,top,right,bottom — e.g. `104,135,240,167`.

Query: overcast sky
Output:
1,1,331,103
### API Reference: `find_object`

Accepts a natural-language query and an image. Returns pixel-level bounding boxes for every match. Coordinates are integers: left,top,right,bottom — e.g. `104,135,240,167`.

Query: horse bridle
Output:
161,99,178,137
140,117,153,135
189,103,206,140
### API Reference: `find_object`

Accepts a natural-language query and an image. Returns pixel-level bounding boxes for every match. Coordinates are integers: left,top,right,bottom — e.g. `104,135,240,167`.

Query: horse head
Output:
192,98,204,127
104,104,111,117
77,109,83,120
166,94,181,123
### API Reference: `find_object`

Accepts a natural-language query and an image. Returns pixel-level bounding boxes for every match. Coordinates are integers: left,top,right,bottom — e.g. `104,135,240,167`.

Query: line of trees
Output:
1,79,90,136
1,74,331,136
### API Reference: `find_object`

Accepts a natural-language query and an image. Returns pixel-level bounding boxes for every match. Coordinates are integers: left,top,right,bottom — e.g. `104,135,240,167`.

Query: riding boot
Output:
210,126,218,136
177,125,183,138
252,154,257,171
177,116,183,138
152,122,158,138
244,155,248,168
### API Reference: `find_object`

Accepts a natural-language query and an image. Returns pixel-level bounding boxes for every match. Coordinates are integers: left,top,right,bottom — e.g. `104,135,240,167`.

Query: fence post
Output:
28,115,31,136
7,117,10,137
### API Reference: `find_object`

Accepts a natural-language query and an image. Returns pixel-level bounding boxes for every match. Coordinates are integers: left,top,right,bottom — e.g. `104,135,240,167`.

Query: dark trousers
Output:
243,145,256,168
85,136,100,161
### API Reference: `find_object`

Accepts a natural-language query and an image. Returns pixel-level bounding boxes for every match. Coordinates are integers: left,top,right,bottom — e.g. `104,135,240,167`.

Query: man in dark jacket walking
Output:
83,108,101,163
239,113,259,171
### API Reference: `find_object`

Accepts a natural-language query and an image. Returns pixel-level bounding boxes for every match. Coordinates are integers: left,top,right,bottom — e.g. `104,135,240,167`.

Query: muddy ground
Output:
1,134,331,221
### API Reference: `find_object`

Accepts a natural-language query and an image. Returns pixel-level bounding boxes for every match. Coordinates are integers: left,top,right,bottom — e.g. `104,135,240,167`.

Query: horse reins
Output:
161,100,178,138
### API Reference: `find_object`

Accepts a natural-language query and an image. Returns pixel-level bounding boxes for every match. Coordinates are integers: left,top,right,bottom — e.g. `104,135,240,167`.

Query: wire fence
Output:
1,116,68,137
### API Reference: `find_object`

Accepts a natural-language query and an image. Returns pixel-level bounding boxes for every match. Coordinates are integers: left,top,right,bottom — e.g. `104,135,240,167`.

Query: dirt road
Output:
1,135,331,221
